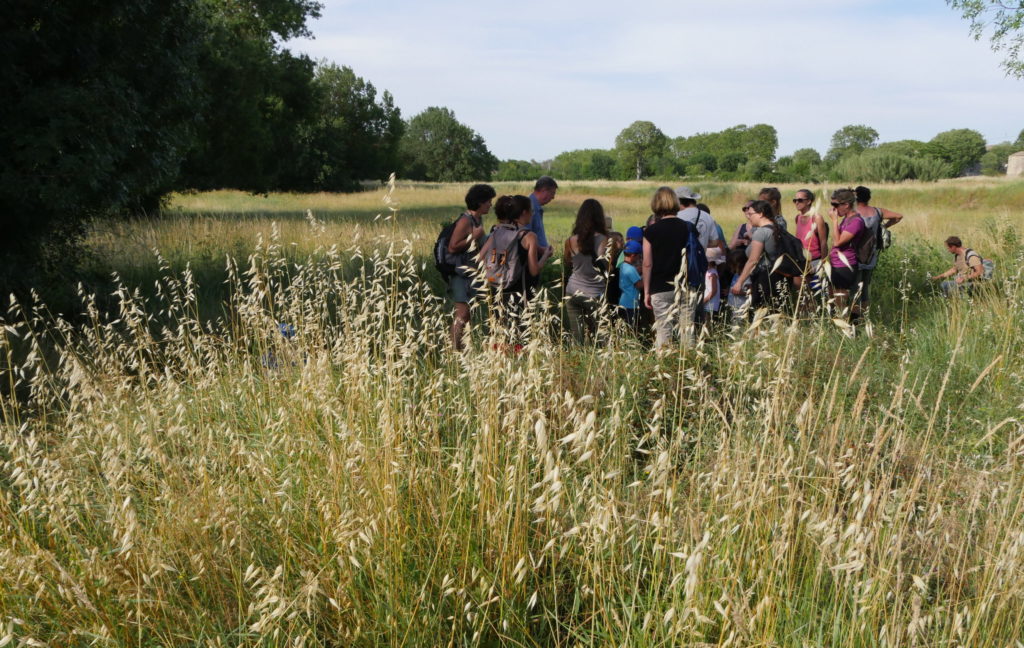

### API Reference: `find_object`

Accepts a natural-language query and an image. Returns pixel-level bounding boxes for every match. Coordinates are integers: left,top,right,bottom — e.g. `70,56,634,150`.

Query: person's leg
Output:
940,279,957,297
650,291,674,350
678,288,700,347
565,294,588,344
449,275,474,350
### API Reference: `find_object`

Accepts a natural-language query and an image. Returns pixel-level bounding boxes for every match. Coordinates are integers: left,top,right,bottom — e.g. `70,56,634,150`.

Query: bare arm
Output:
704,272,718,304
814,214,829,255
879,207,903,228
731,239,763,295
448,215,482,254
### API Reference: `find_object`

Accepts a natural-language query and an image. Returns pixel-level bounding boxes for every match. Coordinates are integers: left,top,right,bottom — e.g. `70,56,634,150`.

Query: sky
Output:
288,0,1024,161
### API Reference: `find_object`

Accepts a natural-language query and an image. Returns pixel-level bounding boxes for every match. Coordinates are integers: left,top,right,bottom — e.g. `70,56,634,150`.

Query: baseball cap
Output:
624,240,642,255
626,226,643,241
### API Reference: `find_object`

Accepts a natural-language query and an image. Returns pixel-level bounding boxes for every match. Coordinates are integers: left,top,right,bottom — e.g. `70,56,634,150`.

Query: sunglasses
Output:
830,202,842,208
793,198,808,203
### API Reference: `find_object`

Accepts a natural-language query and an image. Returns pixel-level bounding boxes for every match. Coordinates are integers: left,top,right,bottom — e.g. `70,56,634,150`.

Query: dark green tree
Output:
615,121,668,180
400,107,498,182
876,139,928,157
825,125,879,162
791,148,822,167
926,128,987,176
494,160,545,181
947,1,1024,78
1,0,206,299
551,149,617,179
179,0,322,191
291,64,403,191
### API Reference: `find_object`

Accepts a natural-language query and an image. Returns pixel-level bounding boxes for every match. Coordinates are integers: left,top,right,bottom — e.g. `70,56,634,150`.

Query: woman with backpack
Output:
854,185,903,315
563,198,610,343
793,188,829,305
446,184,496,351
729,200,784,313
827,188,866,319
642,187,704,349
478,195,550,346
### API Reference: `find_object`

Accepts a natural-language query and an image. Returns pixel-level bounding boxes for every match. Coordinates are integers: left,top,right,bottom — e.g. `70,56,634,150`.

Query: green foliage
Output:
1016,128,1024,148
674,124,778,166
926,128,987,176
832,150,953,183
947,0,1024,78
494,159,546,181
980,142,1019,175
614,121,668,180
400,107,498,182
290,64,403,191
550,149,617,180
741,158,773,181
1,0,207,301
179,2,321,192
792,148,822,167
876,139,928,158
825,124,879,162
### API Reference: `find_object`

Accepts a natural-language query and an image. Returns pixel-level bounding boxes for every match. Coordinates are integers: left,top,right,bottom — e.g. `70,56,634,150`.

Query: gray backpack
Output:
965,249,995,280
483,224,528,290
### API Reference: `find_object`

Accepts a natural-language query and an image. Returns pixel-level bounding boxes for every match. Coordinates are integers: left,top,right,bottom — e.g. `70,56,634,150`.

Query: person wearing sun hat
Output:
675,186,724,253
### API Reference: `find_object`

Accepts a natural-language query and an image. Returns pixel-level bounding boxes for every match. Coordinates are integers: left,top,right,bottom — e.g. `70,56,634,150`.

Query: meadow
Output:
1,179,1024,646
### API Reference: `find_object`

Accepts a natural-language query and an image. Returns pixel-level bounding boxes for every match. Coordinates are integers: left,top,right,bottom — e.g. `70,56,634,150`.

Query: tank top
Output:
565,233,608,299
795,213,822,260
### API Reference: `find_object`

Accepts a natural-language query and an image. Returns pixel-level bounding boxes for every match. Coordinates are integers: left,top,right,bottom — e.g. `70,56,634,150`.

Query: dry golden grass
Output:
1,180,1023,646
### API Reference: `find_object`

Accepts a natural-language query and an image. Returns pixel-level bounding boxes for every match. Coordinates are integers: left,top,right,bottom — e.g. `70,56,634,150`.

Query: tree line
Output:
497,122,1024,184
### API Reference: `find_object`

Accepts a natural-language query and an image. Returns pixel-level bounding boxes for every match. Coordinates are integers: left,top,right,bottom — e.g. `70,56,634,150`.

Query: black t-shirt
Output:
644,217,695,294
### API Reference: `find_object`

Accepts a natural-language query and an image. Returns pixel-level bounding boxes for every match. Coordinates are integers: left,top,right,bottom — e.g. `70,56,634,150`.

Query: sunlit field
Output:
2,179,1024,646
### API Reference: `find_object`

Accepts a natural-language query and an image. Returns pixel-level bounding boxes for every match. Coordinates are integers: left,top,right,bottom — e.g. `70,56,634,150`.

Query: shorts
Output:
448,274,476,303
830,265,859,291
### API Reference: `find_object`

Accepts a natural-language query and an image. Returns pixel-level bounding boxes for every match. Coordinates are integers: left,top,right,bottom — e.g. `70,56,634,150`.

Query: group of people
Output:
440,177,988,351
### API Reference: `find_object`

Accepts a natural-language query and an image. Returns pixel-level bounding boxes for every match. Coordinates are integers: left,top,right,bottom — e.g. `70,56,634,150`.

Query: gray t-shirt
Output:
859,208,881,270
751,225,778,271
566,234,609,298
678,207,720,249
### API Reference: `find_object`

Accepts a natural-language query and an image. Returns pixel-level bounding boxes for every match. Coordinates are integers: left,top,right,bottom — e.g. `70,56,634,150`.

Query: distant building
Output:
1009,152,1024,178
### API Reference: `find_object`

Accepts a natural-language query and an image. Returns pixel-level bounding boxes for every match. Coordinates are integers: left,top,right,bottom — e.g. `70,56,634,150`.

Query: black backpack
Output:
433,213,473,280
605,259,623,305
768,227,808,277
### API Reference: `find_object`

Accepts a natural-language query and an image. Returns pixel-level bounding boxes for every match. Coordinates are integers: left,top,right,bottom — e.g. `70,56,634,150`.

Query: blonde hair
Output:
650,186,680,217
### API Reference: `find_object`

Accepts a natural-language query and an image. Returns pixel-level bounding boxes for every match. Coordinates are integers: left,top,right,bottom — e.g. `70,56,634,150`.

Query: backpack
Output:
875,208,893,251
433,213,474,280
965,249,995,280
684,216,707,291
482,224,528,290
767,227,808,278
853,215,877,266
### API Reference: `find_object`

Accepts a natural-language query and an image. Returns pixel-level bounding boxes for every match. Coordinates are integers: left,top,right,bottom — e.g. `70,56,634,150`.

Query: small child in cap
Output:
618,240,643,327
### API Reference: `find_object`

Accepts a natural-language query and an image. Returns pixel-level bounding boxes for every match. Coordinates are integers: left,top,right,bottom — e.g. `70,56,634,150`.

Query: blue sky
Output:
289,0,1024,161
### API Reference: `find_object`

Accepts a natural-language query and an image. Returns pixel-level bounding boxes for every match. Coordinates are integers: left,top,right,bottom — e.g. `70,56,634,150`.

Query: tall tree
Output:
926,128,987,176
290,64,403,191
947,1,1024,78
400,107,497,182
825,124,879,162
178,0,322,192
615,121,668,180
1,0,205,299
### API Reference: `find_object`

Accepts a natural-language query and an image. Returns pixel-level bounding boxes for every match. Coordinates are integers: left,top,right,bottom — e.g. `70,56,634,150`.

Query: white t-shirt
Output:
704,268,721,312
678,207,720,250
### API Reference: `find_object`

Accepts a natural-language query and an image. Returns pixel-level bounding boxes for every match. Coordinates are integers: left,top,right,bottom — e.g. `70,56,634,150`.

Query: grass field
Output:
2,179,1024,646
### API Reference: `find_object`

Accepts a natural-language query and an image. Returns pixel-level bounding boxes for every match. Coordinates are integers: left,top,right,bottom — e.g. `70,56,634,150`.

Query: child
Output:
703,247,723,318
726,248,751,324
618,240,643,328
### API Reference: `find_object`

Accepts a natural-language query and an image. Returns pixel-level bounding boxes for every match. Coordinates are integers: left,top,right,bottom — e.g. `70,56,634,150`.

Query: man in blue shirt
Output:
528,176,558,252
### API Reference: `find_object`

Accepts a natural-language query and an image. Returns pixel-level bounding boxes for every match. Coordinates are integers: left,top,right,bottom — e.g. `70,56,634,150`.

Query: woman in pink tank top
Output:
793,188,828,267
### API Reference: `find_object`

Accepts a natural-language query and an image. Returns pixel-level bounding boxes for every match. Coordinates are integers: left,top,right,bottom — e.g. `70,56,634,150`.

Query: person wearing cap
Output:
618,239,643,327
617,225,644,267
854,185,903,313
675,187,724,253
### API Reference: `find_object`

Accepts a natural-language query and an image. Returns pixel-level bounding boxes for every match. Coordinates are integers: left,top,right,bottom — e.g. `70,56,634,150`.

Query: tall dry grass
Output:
3,198,1024,645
